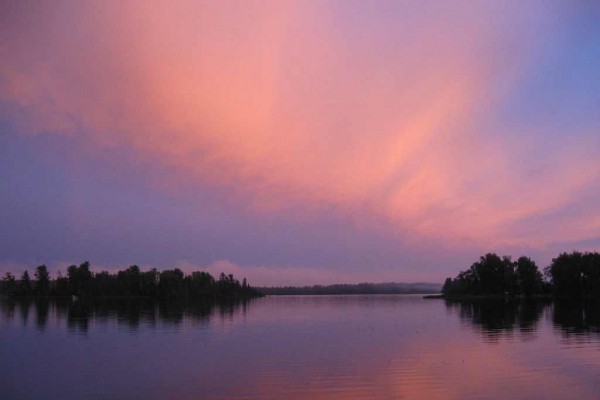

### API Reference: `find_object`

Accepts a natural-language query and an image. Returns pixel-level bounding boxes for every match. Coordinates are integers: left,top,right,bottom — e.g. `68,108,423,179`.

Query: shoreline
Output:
423,294,599,300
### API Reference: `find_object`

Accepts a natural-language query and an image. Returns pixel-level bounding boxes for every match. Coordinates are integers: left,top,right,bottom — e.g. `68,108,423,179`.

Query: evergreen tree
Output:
19,270,32,296
34,265,50,296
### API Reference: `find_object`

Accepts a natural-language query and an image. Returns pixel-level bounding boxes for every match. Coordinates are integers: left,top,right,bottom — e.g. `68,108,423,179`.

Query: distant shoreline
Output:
258,282,442,296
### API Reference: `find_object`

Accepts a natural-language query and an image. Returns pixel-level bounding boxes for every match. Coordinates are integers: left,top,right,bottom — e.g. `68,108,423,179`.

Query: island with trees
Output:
442,251,600,298
0,262,262,300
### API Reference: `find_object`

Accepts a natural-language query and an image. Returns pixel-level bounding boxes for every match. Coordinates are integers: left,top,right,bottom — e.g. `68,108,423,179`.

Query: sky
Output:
0,0,599,285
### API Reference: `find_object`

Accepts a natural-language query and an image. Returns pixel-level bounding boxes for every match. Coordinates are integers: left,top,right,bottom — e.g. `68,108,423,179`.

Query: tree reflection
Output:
35,299,49,330
552,298,600,338
445,299,528,340
0,297,255,333
19,298,31,326
0,297,16,320
516,299,546,333
445,298,600,340
67,300,90,333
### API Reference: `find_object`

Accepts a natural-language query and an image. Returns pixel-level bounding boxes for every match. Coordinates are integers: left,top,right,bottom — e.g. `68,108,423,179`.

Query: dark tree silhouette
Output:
34,265,50,296
67,262,93,298
1,272,18,296
188,271,215,298
443,253,543,297
0,263,263,300
545,252,600,297
443,251,599,297
158,269,186,298
19,270,32,296
118,265,142,296
141,268,159,297
515,256,543,296
55,271,70,296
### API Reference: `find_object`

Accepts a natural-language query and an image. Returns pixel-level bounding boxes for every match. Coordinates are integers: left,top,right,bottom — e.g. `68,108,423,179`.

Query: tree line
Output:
260,282,441,295
0,262,262,300
442,251,600,297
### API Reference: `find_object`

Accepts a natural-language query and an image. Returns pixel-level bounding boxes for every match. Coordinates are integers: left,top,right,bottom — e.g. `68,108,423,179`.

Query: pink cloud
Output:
0,1,597,252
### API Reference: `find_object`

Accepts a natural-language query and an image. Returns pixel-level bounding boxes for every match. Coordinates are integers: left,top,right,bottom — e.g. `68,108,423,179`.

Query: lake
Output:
1,295,599,399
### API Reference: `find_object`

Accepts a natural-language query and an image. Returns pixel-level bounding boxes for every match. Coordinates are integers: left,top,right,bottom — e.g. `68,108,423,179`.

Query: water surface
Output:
1,295,599,399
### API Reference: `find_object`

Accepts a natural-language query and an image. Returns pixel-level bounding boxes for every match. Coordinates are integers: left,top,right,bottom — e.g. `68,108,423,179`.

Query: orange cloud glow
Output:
1,0,598,249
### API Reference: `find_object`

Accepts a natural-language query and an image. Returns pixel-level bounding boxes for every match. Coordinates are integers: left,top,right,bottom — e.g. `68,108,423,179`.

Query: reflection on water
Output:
553,299,600,338
445,298,600,340
1,295,599,400
0,297,253,333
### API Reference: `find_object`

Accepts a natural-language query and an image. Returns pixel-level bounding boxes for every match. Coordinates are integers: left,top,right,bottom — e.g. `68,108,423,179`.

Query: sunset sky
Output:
1,0,598,285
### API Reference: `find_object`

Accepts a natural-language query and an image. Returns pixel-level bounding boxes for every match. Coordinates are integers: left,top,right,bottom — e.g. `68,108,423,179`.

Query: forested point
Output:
0,262,263,300
442,251,600,297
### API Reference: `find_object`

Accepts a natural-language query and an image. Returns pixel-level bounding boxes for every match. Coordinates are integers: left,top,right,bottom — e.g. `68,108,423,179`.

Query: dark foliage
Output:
1,272,17,296
443,251,599,297
0,262,262,300
34,265,50,296
19,270,33,296
544,252,600,297
515,256,543,296
442,253,527,296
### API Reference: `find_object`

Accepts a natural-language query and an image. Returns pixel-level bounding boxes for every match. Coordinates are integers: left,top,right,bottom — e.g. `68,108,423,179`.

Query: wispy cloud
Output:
0,0,598,267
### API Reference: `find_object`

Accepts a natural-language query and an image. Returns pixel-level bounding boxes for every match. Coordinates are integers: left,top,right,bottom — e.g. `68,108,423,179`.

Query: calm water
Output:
1,295,599,400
